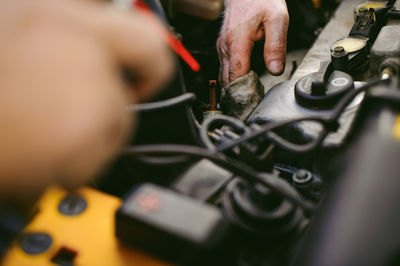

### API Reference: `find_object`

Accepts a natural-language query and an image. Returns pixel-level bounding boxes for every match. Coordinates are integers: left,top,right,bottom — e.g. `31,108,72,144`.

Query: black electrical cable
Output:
214,78,390,154
264,130,329,153
123,144,316,212
121,79,389,214
127,93,196,113
200,115,248,150
216,116,327,153
329,78,390,121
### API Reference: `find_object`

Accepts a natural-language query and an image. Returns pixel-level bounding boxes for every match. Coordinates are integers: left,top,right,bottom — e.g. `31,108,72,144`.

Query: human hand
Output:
0,0,173,198
217,0,289,86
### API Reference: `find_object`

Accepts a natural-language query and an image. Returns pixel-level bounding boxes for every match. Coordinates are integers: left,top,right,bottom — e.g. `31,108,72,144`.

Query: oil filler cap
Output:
295,63,354,109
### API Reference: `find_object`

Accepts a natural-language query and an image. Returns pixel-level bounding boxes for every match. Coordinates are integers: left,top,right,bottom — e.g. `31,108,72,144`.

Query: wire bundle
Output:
124,78,390,213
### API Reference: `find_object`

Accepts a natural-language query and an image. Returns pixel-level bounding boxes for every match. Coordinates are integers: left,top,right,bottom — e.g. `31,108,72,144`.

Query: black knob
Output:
295,62,354,109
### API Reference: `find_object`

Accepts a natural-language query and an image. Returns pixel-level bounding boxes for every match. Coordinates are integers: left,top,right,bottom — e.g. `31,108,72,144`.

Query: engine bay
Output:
4,0,400,265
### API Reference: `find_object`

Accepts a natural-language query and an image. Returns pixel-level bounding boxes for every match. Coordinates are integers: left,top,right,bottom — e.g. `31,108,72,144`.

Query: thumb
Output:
93,7,175,101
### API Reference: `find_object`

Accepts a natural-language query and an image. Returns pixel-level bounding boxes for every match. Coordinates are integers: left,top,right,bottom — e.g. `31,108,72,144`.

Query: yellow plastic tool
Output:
3,186,168,266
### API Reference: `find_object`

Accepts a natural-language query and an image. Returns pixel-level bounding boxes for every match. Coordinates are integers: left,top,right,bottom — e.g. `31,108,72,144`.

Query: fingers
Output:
218,0,289,82
228,34,253,85
217,37,230,86
263,8,289,76
218,31,253,87
94,7,174,101
220,56,230,87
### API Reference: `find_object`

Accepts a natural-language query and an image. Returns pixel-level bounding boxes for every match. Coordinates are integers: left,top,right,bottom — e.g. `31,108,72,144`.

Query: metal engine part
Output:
248,0,400,148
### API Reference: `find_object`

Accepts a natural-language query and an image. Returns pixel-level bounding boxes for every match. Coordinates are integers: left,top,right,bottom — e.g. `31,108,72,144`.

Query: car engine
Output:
3,0,400,266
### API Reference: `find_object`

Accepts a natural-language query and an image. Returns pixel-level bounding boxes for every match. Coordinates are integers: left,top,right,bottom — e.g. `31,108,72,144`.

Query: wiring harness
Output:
123,78,391,213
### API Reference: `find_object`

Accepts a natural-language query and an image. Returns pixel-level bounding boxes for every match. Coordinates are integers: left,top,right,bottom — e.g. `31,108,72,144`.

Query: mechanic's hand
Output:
217,0,289,86
0,0,173,199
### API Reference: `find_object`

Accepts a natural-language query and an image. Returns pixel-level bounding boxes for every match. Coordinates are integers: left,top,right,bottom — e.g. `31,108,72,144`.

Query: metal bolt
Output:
293,169,313,185
333,46,346,56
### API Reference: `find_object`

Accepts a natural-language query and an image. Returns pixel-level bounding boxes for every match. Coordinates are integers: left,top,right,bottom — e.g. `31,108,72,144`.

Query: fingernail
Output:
268,60,284,75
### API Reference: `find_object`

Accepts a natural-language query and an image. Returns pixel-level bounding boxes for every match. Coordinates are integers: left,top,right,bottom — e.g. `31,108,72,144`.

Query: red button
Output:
136,192,162,212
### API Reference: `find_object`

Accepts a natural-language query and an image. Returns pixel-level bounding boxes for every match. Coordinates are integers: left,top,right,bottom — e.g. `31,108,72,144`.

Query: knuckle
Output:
229,70,239,80
268,8,289,24
268,42,286,52
229,62,244,81
217,37,230,58
224,31,234,48
216,37,225,51
216,37,223,48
